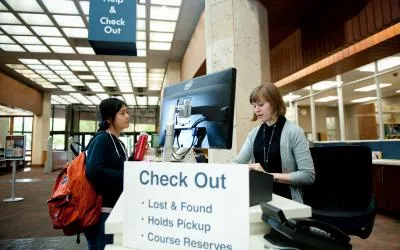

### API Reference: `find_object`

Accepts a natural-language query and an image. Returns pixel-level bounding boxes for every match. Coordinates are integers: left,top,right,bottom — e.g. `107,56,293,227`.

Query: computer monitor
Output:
159,68,236,154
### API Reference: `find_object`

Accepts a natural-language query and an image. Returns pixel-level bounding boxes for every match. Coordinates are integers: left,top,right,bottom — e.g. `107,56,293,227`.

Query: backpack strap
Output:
70,142,83,157
105,131,128,160
76,233,80,244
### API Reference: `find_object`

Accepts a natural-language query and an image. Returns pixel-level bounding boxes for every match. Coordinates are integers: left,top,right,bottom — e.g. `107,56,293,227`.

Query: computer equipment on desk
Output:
249,170,273,206
261,202,352,250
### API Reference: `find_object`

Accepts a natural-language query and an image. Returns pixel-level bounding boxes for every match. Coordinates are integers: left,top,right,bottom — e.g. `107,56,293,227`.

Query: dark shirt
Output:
253,116,291,199
86,132,126,208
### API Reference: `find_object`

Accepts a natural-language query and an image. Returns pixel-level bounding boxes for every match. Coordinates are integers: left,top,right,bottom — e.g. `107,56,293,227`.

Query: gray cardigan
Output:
233,119,315,203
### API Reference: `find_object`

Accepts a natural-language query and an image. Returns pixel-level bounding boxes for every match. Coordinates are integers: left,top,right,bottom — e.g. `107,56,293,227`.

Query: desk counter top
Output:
372,159,400,166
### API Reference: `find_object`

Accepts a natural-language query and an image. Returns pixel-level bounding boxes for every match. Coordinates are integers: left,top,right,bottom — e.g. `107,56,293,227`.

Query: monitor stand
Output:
170,147,196,163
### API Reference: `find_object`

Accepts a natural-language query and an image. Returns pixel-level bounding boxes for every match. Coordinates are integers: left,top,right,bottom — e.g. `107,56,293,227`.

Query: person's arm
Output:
248,163,291,184
85,134,123,193
232,129,255,164
288,128,315,186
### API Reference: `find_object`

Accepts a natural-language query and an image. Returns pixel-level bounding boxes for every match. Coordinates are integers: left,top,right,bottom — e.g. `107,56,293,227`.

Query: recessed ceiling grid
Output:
0,0,183,107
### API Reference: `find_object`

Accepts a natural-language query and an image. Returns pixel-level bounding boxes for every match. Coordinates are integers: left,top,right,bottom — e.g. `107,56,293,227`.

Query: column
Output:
205,0,270,163
337,75,345,141
32,93,51,166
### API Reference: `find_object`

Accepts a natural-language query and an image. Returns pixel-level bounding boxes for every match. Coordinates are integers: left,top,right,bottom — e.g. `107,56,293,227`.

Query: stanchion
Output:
2,160,24,202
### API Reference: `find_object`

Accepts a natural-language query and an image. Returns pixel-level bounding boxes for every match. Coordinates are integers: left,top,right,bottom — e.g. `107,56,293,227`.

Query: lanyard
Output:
106,131,128,161
263,124,276,166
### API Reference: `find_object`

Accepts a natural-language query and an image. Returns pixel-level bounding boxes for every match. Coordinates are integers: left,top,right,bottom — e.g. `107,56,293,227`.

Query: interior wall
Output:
181,11,205,81
298,106,340,140
0,72,42,115
0,118,9,148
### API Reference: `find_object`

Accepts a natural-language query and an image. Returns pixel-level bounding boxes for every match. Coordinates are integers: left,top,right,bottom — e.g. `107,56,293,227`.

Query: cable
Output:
191,117,208,129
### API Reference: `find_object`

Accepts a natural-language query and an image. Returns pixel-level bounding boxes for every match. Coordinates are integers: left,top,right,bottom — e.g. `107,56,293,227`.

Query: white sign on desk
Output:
123,162,249,250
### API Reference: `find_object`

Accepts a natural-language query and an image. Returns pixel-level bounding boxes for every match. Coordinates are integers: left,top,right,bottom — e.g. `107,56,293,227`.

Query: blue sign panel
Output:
88,0,137,56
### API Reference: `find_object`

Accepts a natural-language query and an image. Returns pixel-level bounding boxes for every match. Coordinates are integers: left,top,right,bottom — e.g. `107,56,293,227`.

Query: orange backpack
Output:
47,137,102,239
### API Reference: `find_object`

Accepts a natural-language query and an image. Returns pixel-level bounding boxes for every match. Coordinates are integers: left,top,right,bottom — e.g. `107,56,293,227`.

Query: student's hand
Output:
248,163,266,173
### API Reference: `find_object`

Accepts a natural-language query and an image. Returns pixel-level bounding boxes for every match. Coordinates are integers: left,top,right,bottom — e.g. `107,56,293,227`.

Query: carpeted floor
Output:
0,167,400,249
0,167,63,239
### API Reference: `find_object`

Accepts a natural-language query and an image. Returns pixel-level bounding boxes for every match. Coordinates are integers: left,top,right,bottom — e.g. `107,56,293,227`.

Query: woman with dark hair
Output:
233,83,315,203
84,97,130,249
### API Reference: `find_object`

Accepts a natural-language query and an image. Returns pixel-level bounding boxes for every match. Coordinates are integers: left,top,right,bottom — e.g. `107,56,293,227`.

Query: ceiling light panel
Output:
108,61,126,67
79,1,90,15
31,26,62,37
79,75,95,80
0,13,20,24
123,94,136,105
42,37,69,46
13,35,42,45
86,95,101,105
354,83,392,92
357,57,400,72
137,4,146,18
53,15,85,27
128,62,146,68
137,50,146,57
69,65,89,71
52,95,69,104
41,83,57,89
0,35,14,43
0,3,6,11
150,6,180,21
19,58,41,64
136,96,147,106
315,96,338,103
136,41,146,49
64,60,85,66
137,19,146,30
137,31,146,40
27,64,48,70
58,85,75,92
151,0,182,6
86,61,105,67
283,94,301,102
86,82,104,92
42,59,63,65
149,68,165,73
48,65,69,71
0,44,24,51
62,28,88,38
97,93,110,100
51,46,75,54
351,97,377,103
60,95,79,103
150,20,176,32
1,25,32,35
76,47,95,54
133,81,147,88
19,13,53,25
42,0,79,14
148,96,159,105
150,32,173,42
5,0,43,12
6,64,27,69
130,68,146,73
24,45,50,53
70,93,92,105
99,79,116,86
132,72,147,77
148,85,161,91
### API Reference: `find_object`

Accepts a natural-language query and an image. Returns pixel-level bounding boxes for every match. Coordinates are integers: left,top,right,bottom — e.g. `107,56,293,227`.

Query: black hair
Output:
97,98,127,131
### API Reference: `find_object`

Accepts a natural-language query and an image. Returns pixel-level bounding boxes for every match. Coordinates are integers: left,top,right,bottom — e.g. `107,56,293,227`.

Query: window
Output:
79,120,97,132
53,134,65,150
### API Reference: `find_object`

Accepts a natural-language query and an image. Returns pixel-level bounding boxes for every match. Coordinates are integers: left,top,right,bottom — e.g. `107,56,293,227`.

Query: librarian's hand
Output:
248,163,266,173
